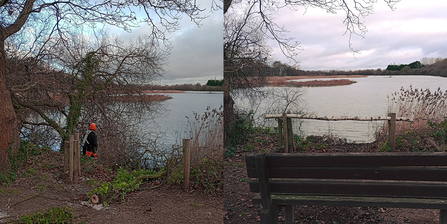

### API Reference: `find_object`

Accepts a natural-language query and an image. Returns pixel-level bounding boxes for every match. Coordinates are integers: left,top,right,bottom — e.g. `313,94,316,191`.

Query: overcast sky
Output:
117,2,223,85
267,0,447,71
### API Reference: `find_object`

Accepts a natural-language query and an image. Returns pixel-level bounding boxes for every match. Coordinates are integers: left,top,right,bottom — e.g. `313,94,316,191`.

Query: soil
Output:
0,152,223,224
223,132,439,224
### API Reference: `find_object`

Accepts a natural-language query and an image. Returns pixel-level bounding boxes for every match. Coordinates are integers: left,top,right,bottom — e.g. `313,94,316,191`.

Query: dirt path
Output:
0,181,222,224
0,151,222,224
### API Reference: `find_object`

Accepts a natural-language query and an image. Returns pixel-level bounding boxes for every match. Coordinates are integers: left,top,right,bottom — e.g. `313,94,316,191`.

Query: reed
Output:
185,106,224,166
377,86,447,144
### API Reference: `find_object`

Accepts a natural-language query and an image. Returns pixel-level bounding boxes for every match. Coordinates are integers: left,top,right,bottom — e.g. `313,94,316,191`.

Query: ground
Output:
223,132,440,224
0,152,223,224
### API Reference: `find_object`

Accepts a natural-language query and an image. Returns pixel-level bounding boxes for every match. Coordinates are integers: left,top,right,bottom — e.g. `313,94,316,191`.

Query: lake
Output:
233,75,447,143
141,91,223,146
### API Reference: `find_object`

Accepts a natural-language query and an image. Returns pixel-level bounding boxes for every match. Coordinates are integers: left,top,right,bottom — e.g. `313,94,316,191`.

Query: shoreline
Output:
142,90,186,94
264,75,366,87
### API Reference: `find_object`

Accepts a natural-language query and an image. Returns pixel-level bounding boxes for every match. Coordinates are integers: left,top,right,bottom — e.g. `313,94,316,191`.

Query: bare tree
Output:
7,32,168,168
0,0,206,171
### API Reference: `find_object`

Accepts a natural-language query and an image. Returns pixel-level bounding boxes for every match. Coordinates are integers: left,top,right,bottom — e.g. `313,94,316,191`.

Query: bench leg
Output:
441,209,447,224
285,205,294,224
260,205,279,224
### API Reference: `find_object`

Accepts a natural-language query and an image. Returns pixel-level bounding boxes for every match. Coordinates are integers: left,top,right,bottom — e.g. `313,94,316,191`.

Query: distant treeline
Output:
206,79,224,86
386,61,424,71
142,82,223,91
269,58,447,77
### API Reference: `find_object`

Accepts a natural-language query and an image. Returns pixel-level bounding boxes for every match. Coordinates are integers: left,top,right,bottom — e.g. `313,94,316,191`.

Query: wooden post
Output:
69,135,74,183
277,119,283,145
183,139,191,190
440,209,447,224
63,141,69,172
388,113,396,151
76,133,81,177
73,133,80,184
286,116,294,153
285,205,294,224
282,113,289,153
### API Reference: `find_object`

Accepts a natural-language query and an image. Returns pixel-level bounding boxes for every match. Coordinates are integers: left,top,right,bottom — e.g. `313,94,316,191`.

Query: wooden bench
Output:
245,152,447,224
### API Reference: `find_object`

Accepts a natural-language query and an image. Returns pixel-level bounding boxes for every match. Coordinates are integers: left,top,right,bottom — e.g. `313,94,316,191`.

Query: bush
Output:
224,111,254,150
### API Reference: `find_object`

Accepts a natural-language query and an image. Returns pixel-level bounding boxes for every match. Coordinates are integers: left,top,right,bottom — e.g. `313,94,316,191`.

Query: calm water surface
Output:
234,75,447,143
142,91,223,145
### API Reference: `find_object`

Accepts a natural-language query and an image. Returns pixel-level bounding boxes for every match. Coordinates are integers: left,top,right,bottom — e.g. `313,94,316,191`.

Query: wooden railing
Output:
265,113,412,152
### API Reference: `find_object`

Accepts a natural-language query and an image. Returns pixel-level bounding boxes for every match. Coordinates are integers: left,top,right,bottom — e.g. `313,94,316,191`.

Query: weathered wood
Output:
183,139,191,190
63,141,69,172
246,153,447,223
253,195,447,210
286,117,294,153
247,166,447,182
91,194,100,204
277,119,283,145
250,179,447,199
284,205,294,224
265,113,412,122
69,135,74,183
282,113,289,153
73,133,80,184
441,209,447,224
388,113,396,151
256,154,275,224
245,153,447,170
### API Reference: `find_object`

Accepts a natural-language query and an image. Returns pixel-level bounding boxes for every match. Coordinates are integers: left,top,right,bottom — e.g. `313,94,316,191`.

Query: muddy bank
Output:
266,75,365,87
142,90,186,94
113,94,173,102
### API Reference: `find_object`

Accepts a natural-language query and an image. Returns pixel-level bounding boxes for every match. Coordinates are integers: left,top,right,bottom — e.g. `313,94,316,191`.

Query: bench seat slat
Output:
249,179,447,199
252,194,447,209
245,153,447,169
247,167,447,181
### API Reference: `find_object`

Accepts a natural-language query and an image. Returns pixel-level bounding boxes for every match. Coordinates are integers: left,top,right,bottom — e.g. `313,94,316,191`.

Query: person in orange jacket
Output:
82,123,98,157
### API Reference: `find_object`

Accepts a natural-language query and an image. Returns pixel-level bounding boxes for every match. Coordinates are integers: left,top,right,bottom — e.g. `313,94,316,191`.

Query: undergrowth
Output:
9,206,73,224
168,159,223,194
88,167,164,205
1,140,49,186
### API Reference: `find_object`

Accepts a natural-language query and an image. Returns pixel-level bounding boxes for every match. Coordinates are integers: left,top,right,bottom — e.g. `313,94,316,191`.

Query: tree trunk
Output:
223,89,235,146
0,38,20,172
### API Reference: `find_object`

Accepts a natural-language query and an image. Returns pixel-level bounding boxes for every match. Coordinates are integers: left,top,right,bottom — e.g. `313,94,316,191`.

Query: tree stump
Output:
91,194,101,204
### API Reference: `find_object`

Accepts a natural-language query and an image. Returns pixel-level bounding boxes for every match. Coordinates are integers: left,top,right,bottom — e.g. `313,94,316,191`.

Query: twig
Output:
8,190,47,209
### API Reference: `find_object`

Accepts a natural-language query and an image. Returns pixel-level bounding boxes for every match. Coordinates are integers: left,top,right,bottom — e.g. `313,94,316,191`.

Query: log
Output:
91,194,101,204
265,114,412,122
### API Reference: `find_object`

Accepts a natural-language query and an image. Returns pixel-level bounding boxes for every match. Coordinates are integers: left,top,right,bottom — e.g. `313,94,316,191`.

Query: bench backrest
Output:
245,152,447,199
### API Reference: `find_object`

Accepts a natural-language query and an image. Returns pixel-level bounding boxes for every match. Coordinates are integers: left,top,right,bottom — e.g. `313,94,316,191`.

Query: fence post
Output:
73,133,80,184
63,141,69,172
388,113,396,151
69,135,74,183
277,119,283,145
183,139,191,190
283,113,289,153
286,115,294,153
